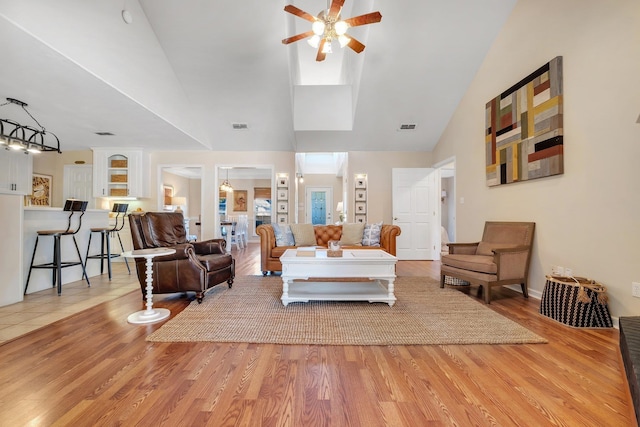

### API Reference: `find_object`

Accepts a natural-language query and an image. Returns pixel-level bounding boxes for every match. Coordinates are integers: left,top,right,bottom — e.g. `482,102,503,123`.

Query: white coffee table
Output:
122,248,176,324
279,249,397,306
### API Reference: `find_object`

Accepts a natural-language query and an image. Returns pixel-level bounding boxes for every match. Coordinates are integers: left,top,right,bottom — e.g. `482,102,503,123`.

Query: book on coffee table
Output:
296,247,316,257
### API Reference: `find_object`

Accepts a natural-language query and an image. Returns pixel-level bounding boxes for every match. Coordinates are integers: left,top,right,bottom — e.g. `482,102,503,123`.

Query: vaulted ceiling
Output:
0,0,516,153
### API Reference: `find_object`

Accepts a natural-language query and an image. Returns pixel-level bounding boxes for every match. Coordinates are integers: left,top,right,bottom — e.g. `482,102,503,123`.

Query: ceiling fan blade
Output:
282,30,315,45
316,39,327,62
343,11,382,27
346,36,365,54
328,0,345,19
284,5,317,23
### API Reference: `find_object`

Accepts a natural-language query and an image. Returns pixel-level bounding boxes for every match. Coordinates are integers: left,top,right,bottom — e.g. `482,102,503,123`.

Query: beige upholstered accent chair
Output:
440,221,535,303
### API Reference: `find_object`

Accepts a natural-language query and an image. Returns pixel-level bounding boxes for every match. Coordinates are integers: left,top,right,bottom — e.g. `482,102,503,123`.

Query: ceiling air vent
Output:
398,124,416,131
95,132,114,136
232,123,249,130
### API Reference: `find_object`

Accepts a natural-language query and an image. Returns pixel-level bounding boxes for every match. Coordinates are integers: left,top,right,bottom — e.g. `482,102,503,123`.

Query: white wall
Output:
433,0,640,318
0,195,23,306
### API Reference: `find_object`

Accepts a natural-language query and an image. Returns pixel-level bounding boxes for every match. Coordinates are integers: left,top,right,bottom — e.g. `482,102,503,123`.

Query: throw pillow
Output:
362,221,383,246
289,223,317,246
271,224,295,247
476,242,518,256
339,223,365,246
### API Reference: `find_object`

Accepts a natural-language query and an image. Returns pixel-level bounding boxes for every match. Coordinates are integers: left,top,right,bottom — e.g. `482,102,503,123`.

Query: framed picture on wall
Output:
277,201,288,213
355,189,366,201
355,215,366,224
233,190,248,212
277,176,289,188
277,213,288,224
355,201,367,214
277,189,288,201
355,178,367,189
31,174,52,207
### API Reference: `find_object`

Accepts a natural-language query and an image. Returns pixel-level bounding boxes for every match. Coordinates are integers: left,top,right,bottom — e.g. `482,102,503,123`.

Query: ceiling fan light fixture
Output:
308,35,321,48
334,20,348,35
312,20,325,35
338,35,350,48
322,41,332,53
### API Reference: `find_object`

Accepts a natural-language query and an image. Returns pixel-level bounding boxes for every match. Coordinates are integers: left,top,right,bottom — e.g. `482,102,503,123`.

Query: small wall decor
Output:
277,189,288,201
277,213,288,224
277,201,288,213
277,176,289,188
233,190,247,212
354,174,367,224
162,185,174,210
355,202,367,214
31,173,52,207
485,56,564,186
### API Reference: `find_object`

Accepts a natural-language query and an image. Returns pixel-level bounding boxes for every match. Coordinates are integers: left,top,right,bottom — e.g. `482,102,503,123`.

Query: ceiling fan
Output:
282,0,382,62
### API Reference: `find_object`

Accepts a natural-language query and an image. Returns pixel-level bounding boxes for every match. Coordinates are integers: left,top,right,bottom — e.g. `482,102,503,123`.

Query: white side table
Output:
122,248,176,324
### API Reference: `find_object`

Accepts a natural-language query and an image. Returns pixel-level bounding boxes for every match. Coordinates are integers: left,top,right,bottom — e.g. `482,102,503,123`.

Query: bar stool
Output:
25,200,90,296
85,203,131,280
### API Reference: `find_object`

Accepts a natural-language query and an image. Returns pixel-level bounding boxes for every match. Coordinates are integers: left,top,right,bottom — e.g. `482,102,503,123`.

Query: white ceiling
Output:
0,0,516,153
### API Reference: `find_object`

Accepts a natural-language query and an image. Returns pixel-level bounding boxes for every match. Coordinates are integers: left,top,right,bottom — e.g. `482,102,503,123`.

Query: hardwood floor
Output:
0,242,634,426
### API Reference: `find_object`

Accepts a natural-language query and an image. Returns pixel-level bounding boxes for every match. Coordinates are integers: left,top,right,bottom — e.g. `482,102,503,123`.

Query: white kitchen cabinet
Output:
92,148,147,198
0,148,33,195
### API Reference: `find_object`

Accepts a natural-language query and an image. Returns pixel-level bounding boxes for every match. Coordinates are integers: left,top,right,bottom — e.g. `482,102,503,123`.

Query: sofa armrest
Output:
193,239,226,255
448,242,479,255
380,225,401,256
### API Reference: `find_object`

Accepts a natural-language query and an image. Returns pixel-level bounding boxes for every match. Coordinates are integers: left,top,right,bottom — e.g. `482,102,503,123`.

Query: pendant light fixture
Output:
0,98,61,154
219,168,234,192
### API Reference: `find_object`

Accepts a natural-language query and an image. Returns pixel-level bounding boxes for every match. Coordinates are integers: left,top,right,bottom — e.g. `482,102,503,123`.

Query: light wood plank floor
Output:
0,242,634,426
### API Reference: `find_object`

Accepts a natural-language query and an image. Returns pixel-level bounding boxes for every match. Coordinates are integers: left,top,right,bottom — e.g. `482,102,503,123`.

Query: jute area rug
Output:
147,276,547,345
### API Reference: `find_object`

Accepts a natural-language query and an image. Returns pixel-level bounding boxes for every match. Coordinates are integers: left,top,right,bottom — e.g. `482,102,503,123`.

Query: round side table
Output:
122,248,176,324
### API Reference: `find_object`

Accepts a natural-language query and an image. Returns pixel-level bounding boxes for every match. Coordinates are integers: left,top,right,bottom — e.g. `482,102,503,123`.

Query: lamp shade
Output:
336,201,344,212
172,196,186,206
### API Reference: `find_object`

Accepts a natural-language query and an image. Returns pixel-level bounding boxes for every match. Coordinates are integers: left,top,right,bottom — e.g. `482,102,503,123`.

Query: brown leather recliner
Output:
129,212,234,303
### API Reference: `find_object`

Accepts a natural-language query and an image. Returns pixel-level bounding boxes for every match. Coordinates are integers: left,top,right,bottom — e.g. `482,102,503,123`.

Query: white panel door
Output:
64,165,95,209
392,168,438,260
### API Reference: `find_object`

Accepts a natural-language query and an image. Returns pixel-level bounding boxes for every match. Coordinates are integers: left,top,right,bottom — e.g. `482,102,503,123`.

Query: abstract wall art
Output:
485,56,563,186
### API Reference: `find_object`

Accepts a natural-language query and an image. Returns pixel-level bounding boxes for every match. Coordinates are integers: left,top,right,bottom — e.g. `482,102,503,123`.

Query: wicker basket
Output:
327,250,343,257
110,159,128,168
110,174,128,183
110,188,128,197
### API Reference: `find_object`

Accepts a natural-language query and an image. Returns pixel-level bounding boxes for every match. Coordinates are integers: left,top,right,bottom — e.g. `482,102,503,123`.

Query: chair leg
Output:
440,274,445,288
105,230,112,280
521,282,529,298
484,285,491,304
73,236,90,287
116,232,131,274
84,232,93,280
55,236,62,295
25,236,40,295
